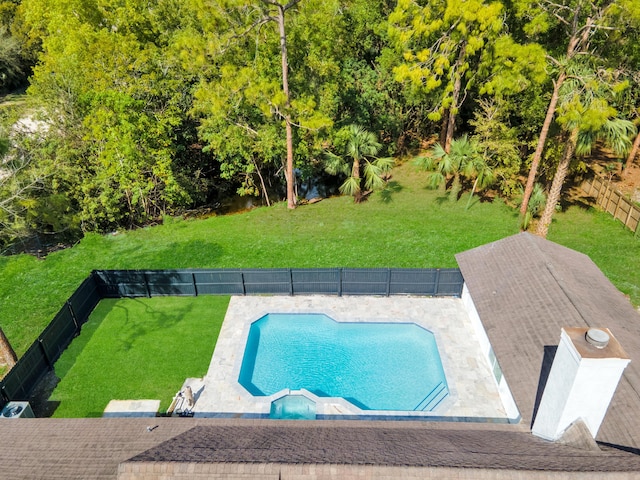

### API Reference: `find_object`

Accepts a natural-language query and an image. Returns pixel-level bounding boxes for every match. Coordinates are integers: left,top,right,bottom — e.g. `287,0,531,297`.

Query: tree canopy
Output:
0,0,638,249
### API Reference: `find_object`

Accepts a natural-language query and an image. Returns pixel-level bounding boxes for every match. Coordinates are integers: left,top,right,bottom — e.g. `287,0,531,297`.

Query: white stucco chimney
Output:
532,327,630,441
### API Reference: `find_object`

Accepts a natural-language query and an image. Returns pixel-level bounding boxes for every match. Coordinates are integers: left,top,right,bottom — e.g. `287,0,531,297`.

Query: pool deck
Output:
194,295,510,421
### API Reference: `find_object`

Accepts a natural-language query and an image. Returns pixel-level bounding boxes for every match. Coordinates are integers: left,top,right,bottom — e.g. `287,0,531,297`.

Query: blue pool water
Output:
238,313,449,411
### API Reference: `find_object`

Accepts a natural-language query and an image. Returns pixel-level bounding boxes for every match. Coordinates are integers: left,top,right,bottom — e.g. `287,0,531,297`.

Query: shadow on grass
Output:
380,181,404,203
111,297,197,352
106,239,224,268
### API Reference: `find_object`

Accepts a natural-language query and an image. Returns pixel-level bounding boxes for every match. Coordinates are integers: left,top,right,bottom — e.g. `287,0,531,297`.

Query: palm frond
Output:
363,161,386,191
339,175,361,197
374,156,395,172
324,151,349,176
429,143,447,160
426,172,445,189
346,124,381,160
599,119,636,156
415,155,436,170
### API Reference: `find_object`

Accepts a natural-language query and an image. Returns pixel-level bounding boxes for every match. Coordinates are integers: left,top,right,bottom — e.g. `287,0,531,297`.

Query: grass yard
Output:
49,295,229,418
1,161,640,362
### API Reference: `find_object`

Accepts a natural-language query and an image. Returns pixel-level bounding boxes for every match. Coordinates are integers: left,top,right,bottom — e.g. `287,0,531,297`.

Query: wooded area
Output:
0,0,639,249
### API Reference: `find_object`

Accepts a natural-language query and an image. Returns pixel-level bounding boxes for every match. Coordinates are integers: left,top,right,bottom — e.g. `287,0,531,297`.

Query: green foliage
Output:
324,124,393,202
416,135,486,201
518,183,546,230
1,0,638,247
469,99,522,196
388,0,544,144
16,0,205,232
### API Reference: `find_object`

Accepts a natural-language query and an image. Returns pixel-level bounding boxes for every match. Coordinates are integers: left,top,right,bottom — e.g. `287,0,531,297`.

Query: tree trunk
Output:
439,110,449,147
536,128,579,238
352,157,362,203
276,4,296,210
520,71,566,220
443,41,467,153
465,176,479,210
0,327,17,368
520,14,592,221
253,158,271,207
624,131,640,176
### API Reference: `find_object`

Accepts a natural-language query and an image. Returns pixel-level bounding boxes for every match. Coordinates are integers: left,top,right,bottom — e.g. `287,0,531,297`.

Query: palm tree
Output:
464,154,495,210
536,117,635,237
519,183,546,230
417,135,481,202
324,125,394,203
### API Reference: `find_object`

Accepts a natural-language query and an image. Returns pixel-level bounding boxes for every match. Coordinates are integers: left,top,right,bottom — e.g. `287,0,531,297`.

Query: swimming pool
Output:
238,313,449,411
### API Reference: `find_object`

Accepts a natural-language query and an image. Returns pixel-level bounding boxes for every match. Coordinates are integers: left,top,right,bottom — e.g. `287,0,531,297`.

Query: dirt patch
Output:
590,149,640,203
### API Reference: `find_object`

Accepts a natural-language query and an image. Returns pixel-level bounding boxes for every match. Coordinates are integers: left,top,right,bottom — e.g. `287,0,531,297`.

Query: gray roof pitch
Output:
455,232,640,452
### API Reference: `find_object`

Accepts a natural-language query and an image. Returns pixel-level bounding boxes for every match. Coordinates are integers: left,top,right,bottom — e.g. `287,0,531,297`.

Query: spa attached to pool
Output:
238,313,449,417
195,295,519,422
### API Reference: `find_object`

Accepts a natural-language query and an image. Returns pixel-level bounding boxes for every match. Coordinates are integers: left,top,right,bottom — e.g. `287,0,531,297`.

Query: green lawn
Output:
49,295,229,417
1,160,639,362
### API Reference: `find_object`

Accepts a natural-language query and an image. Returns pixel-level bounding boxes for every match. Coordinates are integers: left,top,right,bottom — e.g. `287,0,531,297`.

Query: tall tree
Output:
536,72,636,237
389,0,504,151
192,0,334,208
389,0,544,153
516,0,636,219
261,0,301,209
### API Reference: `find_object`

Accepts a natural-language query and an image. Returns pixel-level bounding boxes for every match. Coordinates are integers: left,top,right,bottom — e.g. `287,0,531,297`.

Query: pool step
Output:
413,381,448,412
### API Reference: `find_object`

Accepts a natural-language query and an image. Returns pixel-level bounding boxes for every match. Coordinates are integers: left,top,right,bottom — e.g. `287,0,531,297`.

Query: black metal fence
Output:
94,268,464,298
0,276,101,403
0,268,464,410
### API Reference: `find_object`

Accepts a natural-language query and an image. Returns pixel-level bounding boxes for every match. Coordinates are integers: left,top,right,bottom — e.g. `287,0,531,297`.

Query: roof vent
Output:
585,328,610,349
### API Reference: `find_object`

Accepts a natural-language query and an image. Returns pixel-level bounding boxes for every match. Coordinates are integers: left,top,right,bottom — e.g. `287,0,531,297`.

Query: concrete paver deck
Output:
194,295,511,421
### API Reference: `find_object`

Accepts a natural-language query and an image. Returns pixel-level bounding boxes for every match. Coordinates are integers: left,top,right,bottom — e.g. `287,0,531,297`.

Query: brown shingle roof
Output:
455,232,640,452
125,422,640,471
2,418,639,479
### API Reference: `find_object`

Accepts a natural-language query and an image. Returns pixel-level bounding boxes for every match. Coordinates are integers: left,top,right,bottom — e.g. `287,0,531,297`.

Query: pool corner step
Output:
413,382,448,412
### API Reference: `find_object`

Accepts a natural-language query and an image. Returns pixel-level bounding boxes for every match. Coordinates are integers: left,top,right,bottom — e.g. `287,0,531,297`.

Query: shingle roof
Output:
455,232,640,452
125,422,640,471
2,418,640,479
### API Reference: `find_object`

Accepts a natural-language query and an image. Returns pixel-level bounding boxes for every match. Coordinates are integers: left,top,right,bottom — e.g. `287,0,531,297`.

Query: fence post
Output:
338,268,343,297
66,301,79,333
386,268,391,296
289,269,294,296
144,271,151,298
434,268,441,296
595,177,604,206
613,192,621,220
241,272,246,296
625,202,634,230
38,339,52,369
192,272,198,297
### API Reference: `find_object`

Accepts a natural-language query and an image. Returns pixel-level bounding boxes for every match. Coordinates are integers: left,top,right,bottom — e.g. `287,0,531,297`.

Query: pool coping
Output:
194,295,518,423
